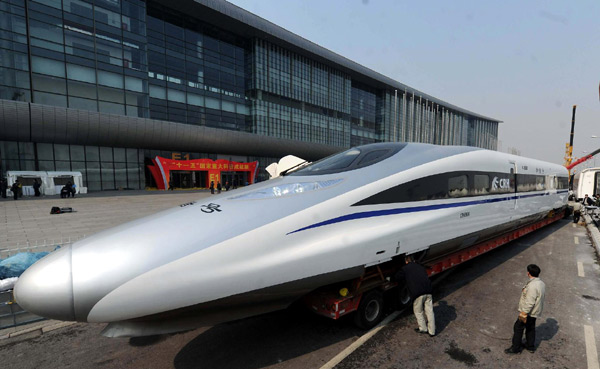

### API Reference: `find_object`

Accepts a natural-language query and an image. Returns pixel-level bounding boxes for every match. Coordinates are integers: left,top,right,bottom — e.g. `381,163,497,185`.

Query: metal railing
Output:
0,236,84,259
0,239,79,330
0,289,44,330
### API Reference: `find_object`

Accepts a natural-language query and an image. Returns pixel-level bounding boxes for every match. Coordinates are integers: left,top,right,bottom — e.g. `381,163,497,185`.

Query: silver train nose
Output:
13,246,76,321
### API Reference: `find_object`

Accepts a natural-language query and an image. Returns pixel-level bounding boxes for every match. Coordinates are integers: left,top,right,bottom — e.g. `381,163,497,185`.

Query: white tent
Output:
6,171,47,196
6,171,86,196
46,171,86,195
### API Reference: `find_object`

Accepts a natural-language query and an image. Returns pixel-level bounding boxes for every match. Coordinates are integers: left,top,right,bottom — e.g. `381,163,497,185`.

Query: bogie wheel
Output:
397,284,411,308
354,290,384,329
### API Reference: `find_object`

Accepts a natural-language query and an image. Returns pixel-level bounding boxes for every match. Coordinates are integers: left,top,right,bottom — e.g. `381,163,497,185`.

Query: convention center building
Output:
0,0,500,191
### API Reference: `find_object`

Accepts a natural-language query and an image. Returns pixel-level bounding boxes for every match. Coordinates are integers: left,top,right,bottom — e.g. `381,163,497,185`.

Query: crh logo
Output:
492,177,510,190
201,203,222,213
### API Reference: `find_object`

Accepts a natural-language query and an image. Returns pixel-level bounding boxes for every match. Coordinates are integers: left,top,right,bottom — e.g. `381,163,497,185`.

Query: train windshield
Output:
289,143,406,176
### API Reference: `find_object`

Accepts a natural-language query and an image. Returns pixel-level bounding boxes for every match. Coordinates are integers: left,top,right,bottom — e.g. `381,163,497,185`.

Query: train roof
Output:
289,142,482,176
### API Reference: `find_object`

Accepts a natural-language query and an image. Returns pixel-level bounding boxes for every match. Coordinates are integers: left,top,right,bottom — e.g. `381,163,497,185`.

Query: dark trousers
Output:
511,316,536,350
573,211,581,223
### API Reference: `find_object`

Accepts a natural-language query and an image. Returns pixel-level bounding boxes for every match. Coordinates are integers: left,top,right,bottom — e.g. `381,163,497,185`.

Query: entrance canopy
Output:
148,157,258,190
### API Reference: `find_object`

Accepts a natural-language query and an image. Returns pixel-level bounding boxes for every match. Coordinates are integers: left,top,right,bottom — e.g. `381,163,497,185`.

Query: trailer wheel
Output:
397,284,411,307
354,290,384,329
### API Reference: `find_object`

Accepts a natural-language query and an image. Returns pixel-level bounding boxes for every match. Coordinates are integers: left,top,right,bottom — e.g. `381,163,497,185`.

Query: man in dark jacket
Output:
395,255,436,336
11,180,19,200
0,178,7,198
33,179,41,197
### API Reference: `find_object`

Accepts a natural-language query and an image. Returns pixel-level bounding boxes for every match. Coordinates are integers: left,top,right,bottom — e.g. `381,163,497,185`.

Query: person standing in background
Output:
11,180,20,200
0,178,7,198
505,264,546,354
33,179,41,197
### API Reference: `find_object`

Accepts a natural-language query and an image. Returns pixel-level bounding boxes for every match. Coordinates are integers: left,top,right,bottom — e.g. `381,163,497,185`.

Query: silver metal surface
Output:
13,246,75,321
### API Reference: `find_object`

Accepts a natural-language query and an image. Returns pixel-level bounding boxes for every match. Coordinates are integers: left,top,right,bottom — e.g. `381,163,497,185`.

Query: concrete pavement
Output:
0,190,213,253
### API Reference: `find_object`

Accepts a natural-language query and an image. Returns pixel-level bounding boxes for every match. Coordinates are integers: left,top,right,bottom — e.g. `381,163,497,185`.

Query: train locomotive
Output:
14,143,569,337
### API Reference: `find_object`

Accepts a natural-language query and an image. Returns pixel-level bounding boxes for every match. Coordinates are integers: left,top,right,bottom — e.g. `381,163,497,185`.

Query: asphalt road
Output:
0,218,598,368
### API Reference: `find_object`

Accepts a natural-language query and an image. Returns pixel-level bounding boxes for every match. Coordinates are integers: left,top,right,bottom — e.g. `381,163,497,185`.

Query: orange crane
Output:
564,104,600,173
563,105,576,174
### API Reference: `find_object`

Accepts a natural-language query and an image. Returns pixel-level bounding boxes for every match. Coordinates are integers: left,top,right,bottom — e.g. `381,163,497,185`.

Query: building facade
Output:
0,0,500,191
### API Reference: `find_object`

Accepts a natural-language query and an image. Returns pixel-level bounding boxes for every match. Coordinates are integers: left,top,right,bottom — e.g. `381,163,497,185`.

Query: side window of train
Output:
535,176,545,191
355,170,521,207
448,175,468,198
473,174,490,195
517,174,546,192
558,177,568,189
517,174,533,192
357,150,390,167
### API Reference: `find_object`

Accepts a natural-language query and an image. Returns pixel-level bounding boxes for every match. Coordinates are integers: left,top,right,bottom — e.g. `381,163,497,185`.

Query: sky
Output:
226,0,600,166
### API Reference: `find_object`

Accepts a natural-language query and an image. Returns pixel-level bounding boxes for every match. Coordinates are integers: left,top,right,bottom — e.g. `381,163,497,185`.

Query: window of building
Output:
34,91,67,107
70,145,85,161
67,63,96,83
68,80,97,99
99,101,125,114
31,56,65,77
98,70,124,88
33,73,67,95
29,19,64,45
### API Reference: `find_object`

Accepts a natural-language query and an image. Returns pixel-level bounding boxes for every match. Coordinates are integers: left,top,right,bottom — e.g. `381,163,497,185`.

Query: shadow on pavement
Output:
173,306,362,369
129,334,168,347
537,318,559,346
432,219,569,303
434,300,457,335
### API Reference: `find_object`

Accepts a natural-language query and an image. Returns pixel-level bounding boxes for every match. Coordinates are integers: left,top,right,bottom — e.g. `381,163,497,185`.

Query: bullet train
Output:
14,143,568,337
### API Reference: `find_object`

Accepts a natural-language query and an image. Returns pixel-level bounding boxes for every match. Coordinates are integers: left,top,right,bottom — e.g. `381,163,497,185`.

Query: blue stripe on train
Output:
287,190,568,235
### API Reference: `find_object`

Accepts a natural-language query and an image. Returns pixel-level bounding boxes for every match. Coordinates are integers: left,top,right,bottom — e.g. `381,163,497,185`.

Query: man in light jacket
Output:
505,264,546,354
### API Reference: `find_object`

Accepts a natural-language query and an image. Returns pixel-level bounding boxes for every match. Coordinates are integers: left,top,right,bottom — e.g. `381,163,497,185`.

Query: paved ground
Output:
0,207,598,368
336,219,599,369
0,190,213,252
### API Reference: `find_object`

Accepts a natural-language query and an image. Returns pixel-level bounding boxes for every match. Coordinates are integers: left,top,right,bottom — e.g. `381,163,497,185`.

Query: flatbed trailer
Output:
303,210,565,328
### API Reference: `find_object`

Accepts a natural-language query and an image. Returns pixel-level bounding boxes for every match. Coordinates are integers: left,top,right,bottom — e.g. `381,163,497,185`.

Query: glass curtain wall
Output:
0,141,144,191
381,91,497,149
350,82,381,146
0,1,30,102
468,119,498,149
251,39,350,147
250,37,499,150
24,0,149,117
145,4,249,130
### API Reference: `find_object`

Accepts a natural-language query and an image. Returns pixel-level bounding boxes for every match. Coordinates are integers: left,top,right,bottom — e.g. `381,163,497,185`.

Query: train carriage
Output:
14,143,568,337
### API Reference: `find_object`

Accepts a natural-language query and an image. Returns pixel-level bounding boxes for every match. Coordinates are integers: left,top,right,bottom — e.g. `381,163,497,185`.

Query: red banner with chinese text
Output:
148,156,258,190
